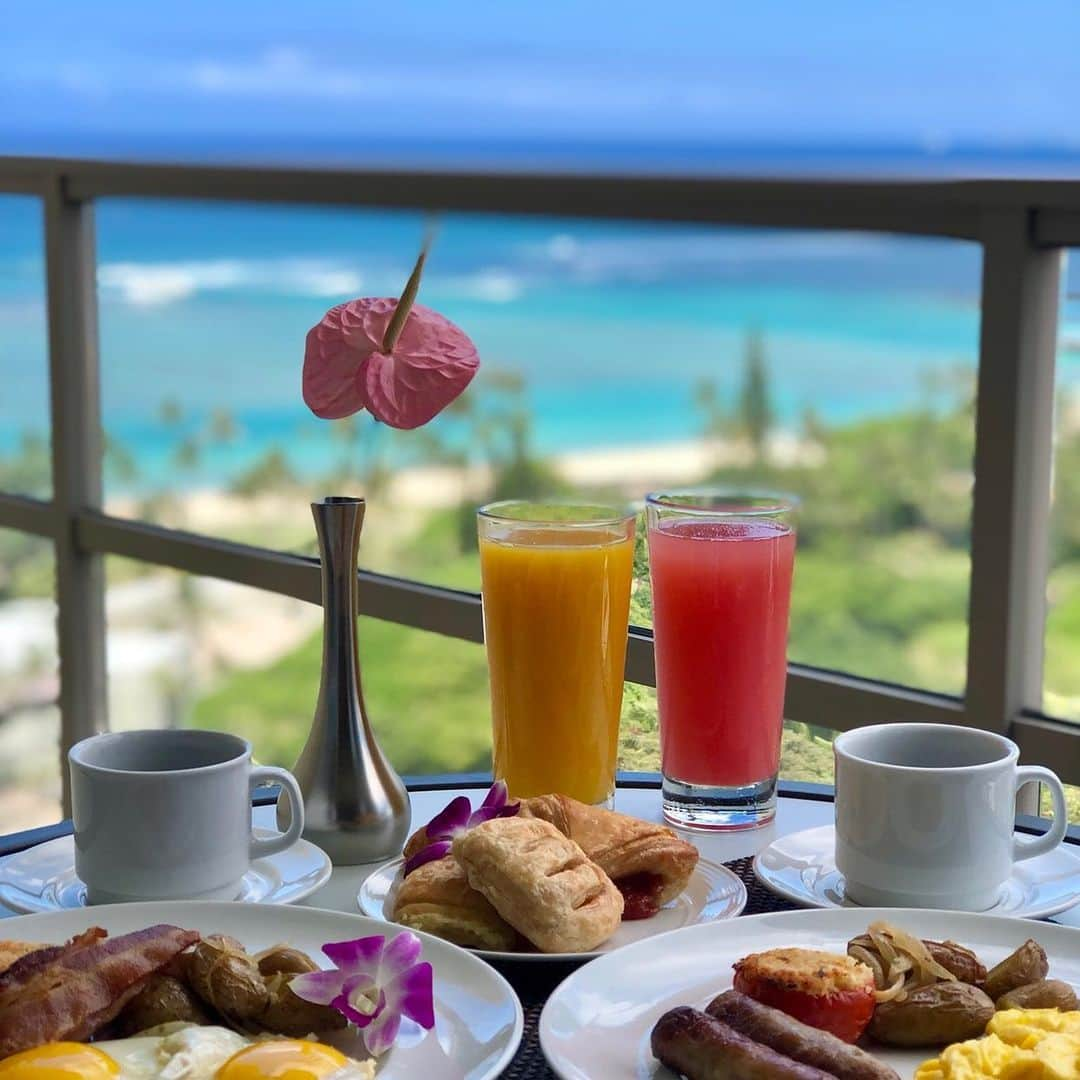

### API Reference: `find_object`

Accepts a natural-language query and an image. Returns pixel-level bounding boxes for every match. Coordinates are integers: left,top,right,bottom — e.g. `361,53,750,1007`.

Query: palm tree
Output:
738,330,774,462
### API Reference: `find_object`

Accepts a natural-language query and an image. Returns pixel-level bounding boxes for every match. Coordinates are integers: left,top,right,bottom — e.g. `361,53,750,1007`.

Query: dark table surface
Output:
1,780,1075,1079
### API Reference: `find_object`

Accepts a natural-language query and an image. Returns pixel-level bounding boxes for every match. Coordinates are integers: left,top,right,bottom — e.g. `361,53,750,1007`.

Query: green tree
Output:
489,412,548,498
158,398,183,426
738,330,774,460
324,414,393,497
104,433,139,488
207,408,239,445
693,376,731,441
0,432,50,495
230,449,298,497
800,403,828,444
172,435,201,473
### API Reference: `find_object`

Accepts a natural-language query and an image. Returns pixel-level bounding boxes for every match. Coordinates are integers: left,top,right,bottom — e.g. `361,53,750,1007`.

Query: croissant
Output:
519,794,698,918
453,817,623,953
391,856,517,951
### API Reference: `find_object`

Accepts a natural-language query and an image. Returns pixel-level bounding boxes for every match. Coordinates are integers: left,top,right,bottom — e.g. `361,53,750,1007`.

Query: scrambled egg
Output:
916,1009,1080,1079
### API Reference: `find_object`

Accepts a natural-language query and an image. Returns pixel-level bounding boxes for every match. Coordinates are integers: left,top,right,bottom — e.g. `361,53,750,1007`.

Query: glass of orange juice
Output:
478,500,636,806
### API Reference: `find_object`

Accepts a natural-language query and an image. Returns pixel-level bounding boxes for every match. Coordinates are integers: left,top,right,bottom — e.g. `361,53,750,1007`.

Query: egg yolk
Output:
0,1044,119,1080
215,1042,350,1080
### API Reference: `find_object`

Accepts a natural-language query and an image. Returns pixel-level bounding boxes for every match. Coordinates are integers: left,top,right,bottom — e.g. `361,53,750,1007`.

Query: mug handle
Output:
249,766,305,860
1013,765,1068,862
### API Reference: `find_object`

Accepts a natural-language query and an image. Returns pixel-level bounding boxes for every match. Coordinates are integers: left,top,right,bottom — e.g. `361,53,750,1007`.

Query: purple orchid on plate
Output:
290,931,434,1057
403,780,520,876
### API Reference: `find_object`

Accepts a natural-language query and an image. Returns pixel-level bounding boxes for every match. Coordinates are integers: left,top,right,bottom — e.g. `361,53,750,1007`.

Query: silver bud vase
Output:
278,496,411,864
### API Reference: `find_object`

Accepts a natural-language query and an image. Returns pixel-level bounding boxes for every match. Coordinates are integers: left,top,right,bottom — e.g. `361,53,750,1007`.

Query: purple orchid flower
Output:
290,932,434,1057
403,780,519,876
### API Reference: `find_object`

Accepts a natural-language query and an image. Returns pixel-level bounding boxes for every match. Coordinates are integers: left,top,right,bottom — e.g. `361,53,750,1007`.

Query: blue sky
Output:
3,1,1080,150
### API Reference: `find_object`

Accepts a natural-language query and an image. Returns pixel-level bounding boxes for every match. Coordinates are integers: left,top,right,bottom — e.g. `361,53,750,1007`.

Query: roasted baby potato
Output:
112,974,211,1035
922,940,987,986
183,935,269,1021
259,976,347,1037
995,978,1079,1012
983,940,1049,1001
868,982,995,1047
254,945,318,978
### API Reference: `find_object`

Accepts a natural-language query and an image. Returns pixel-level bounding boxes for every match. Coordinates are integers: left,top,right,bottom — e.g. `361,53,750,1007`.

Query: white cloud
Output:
98,257,364,307
166,46,767,121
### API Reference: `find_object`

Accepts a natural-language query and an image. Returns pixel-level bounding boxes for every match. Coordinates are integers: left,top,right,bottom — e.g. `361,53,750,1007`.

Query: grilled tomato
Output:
732,947,876,1043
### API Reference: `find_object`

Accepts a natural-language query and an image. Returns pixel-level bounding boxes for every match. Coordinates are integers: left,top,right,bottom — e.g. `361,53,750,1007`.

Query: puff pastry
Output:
453,817,623,953
519,794,698,917
403,825,434,861
391,855,518,951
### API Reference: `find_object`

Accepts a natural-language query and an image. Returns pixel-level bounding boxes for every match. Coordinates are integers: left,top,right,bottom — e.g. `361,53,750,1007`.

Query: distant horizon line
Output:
8,130,1080,159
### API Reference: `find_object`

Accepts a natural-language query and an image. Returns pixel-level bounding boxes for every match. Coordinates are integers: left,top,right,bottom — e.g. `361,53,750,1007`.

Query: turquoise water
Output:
2,194,1072,492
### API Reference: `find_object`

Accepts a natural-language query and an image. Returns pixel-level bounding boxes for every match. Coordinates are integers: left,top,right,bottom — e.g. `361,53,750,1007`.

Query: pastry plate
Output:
539,905,1080,1079
0,830,332,912
753,824,1080,920
0,900,523,1080
358,855,747,962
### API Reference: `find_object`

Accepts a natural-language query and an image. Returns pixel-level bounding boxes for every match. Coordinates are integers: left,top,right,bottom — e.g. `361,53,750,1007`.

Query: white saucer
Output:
0,829,332,912
358,854,747,962
753,824,1080,919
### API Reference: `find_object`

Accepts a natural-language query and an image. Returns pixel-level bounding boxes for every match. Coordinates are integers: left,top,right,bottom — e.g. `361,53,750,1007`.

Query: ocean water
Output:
1,183,1077,492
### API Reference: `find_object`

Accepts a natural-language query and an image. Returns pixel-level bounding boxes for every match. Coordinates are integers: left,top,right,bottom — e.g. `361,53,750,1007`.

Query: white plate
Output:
358,855,747,962
753,824,1080,919
0,900,523,1080
539,905,1080,1079
0,830,332,912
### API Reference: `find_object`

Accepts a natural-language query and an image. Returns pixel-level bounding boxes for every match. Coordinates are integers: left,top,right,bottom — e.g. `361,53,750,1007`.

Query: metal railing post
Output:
44,174,107,811
964,210,1073,786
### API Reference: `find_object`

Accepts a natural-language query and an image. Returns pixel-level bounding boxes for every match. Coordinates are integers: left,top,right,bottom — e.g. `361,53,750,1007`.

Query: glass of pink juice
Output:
646,491,797,829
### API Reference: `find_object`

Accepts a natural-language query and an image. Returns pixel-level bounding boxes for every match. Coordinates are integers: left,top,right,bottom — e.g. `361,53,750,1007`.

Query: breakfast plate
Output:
0,831,332,913
538,905,1080,1079
753,824,1080,919
357,854,747,962
0,900,523,1079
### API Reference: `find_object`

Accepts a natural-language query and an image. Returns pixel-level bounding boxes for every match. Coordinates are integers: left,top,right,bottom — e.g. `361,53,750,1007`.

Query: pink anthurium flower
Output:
302,238,479,429
403,780,519,875
290,932,434,1057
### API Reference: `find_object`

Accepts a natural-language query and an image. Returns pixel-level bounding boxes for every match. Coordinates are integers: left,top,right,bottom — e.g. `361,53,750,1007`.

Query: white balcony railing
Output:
2,156,1079,808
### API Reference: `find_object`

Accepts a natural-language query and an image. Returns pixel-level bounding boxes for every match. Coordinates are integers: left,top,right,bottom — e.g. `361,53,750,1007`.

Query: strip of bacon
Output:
0,928,107,1005
0,924,199,1058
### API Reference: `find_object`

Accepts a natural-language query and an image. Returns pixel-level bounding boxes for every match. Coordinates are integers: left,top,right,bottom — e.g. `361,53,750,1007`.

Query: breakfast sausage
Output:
706,991,900,1080
651,1006,839,1080
922,939,987,986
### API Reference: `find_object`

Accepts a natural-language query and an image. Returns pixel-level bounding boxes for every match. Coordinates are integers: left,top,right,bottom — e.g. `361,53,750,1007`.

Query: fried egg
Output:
216,1041,373,1080
0,1024,373,1080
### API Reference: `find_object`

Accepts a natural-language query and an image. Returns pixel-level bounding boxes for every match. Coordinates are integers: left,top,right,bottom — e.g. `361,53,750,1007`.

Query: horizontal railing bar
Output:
79,512,319,600
1034,209,1080,247
16,157,1080,245
74,510,486,642
0,157,1034,238
0,170,46,197
785,665,963,729
72,510,975,737
1014,710,1080,781
0,493,56,537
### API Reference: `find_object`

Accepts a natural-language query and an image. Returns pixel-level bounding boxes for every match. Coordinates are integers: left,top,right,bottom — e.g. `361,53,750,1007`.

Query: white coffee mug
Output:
834,722,1067,910
69,729,306,904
